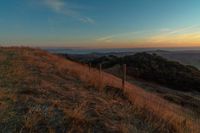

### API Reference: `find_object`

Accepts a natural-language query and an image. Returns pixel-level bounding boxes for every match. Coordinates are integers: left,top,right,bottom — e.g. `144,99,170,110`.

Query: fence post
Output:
98,64,102,89
122,64,126,90
89,63,91,72
99,64,102,77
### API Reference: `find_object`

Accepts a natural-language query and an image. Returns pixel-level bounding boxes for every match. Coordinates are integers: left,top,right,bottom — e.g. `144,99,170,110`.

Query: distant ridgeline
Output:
90,53,200,92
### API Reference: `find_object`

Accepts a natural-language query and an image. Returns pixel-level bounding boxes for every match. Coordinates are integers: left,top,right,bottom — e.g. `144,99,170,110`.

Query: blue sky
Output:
1,0,200,48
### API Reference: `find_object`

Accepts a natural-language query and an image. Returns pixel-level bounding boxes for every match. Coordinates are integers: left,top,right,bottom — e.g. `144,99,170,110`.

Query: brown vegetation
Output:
0,47,199,133
56,49,200,132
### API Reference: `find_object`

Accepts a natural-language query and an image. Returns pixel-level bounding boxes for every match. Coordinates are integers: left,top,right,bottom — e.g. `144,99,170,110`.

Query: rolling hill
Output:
58,49,200,70
90,52,200,92
0,47,199,133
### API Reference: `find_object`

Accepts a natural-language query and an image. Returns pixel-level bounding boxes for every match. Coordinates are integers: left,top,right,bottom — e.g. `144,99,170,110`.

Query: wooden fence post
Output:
99,64,102,77
89,63,91,72
97,64,103,90
122,64,127,90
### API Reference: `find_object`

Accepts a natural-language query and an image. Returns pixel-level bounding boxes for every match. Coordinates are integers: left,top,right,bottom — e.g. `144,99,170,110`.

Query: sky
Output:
1,0,200,48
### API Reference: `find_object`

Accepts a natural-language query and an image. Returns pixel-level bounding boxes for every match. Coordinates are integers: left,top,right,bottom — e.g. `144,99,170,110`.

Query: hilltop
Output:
90,52,200,92
0,47,199,133
59,49,200,70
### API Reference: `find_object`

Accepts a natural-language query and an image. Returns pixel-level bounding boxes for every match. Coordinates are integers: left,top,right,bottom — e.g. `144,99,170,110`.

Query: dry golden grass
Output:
0,47,199,132
24,109,43,129
47,49,200,133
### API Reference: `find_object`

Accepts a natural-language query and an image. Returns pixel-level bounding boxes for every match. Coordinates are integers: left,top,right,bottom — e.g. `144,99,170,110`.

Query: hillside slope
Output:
90,53,200,92
0,47,199,133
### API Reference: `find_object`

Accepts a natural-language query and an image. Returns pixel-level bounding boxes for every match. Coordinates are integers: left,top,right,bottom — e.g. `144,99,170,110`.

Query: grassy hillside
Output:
0,47,199,133
90,53,200,92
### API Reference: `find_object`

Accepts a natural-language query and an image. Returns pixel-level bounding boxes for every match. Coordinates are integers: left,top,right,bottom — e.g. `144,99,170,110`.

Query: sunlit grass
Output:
0,47,199,132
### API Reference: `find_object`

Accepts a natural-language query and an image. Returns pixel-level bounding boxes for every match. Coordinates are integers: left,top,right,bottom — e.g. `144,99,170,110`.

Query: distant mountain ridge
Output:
57,49,200,69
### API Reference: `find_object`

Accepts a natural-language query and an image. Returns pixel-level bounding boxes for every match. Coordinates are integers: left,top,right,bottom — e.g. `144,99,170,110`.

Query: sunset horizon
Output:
1,0,200,48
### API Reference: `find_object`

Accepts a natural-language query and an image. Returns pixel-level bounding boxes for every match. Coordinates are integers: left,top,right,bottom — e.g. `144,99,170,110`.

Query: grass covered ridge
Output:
0,47,199,133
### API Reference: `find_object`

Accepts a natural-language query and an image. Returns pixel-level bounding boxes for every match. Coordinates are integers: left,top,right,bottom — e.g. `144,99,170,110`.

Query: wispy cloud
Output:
160,25,200,35
96,30,153,43
143,25,200,44
96,25,200,46
43,0,95,24
96,36,114,43
44,0,64,12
